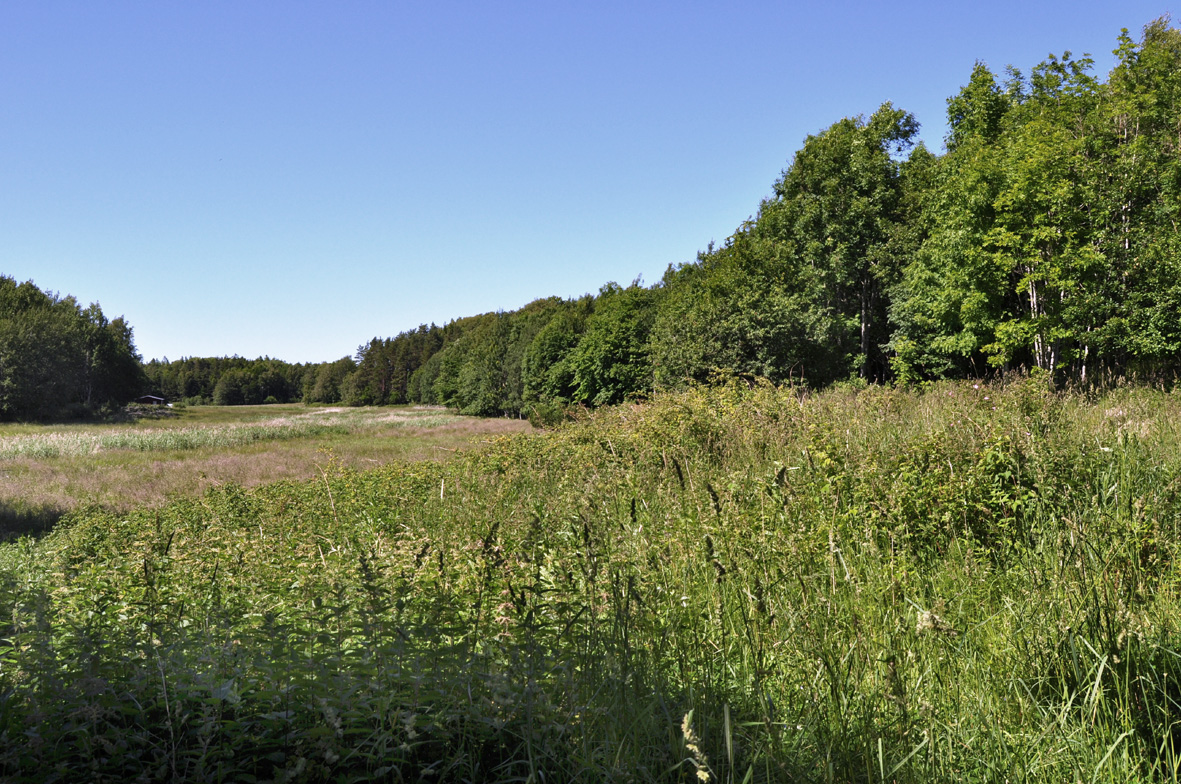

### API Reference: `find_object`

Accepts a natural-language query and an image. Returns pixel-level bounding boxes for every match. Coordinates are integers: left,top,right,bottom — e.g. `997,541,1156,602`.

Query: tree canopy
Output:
355,19,1181,414
37,18,1181,419
0,276,146,420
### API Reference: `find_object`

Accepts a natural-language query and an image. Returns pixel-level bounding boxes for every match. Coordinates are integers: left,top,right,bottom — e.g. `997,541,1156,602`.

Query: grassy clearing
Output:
0,405,530,539
2,380,1181,781
0,406,463,458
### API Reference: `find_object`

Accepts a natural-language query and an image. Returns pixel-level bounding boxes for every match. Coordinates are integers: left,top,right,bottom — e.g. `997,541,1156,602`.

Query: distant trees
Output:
402,288,661,417
211,365,295,406
347,326,444,406
651,231,829,387
125,19,1181,416
0,276,146,420
521,297,593,404
144,356,308,406
565,283,660,406
410,307,559,417
142,325,447,409
303,357,355,404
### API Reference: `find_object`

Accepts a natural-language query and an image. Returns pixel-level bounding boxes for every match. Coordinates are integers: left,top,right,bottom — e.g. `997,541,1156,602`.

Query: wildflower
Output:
916,610,956,636
681,711,713,782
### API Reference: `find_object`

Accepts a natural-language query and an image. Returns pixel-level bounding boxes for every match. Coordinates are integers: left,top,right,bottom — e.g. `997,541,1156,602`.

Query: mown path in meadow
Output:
0,404,530,539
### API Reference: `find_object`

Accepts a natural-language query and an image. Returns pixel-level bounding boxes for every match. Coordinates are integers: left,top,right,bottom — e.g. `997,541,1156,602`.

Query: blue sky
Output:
1,2,1173,363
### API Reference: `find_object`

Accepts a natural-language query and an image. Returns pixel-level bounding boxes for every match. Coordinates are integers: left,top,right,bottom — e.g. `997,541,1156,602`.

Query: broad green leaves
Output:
892,20,1181,383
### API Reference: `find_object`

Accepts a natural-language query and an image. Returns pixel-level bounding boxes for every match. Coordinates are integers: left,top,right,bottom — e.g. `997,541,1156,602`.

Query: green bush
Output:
526,401,574,429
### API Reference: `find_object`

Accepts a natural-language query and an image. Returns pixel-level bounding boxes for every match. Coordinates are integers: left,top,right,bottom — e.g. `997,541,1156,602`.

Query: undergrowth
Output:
2,378,1180,782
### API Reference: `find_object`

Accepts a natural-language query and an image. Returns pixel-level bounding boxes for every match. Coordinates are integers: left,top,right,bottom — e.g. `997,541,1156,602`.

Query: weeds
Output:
1,381,1180,780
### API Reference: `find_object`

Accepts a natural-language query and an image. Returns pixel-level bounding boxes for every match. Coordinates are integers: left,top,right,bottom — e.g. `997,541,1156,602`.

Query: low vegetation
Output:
0,407,462,460
0,405,528,541
3,380,1180,781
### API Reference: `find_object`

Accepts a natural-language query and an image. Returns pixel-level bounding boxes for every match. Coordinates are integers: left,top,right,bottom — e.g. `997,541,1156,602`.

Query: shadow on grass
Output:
0,503,65,542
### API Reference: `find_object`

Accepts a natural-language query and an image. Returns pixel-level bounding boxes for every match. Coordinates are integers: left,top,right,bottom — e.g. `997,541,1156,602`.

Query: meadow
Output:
2,380,1181,782
0,405,530,541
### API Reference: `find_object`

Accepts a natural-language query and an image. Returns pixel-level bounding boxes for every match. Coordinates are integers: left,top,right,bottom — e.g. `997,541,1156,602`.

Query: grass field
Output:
2,381,1181,781
0,404,530,540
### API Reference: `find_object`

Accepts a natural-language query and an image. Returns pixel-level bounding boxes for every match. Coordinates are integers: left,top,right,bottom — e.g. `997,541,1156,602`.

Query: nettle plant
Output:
2,380,1181,782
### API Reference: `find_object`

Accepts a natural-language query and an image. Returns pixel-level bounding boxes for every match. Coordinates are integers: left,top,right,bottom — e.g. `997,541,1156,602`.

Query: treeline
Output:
143,356,310,406
407,288,658,416
149,19,1181,415
142,325,445,406
0,276,145,421
405,19,1181,415
884,20,1181,384
385,19,1179,416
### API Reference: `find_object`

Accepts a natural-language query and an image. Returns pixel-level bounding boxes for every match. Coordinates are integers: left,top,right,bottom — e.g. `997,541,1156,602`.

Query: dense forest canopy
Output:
142,324,446,408
0,276,145,420
390,19,1181,416
13,20,1180,421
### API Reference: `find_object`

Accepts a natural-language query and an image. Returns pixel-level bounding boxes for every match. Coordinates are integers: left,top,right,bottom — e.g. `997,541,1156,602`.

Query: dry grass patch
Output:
0,406,530,539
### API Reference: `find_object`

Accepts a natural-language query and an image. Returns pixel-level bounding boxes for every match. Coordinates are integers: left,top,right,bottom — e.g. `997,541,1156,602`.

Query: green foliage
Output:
892,19,1181,384
347,325,445,406
525,400,576,429
566,282,660,406
0,276,146,420
521,298,591,404
651,230,838,388
651,102,923,389
946,62,1014,149
655,18,1181,393
4,383,1181,780
215,18,1181,416
303,356,356,404
146,356,309,406
763,102,920,383
410,297,617,417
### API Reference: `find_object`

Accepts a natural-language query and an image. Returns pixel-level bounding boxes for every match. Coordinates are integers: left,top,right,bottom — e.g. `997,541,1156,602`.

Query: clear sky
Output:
1,2,1173,364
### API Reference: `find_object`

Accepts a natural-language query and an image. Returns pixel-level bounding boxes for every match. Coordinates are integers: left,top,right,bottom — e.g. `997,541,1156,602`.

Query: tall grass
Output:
2,379,1180,781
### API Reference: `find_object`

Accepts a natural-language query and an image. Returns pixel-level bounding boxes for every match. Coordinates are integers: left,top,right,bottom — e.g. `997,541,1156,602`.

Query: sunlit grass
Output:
2,381,1180,781
0,405,460,458
0,405,529,538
